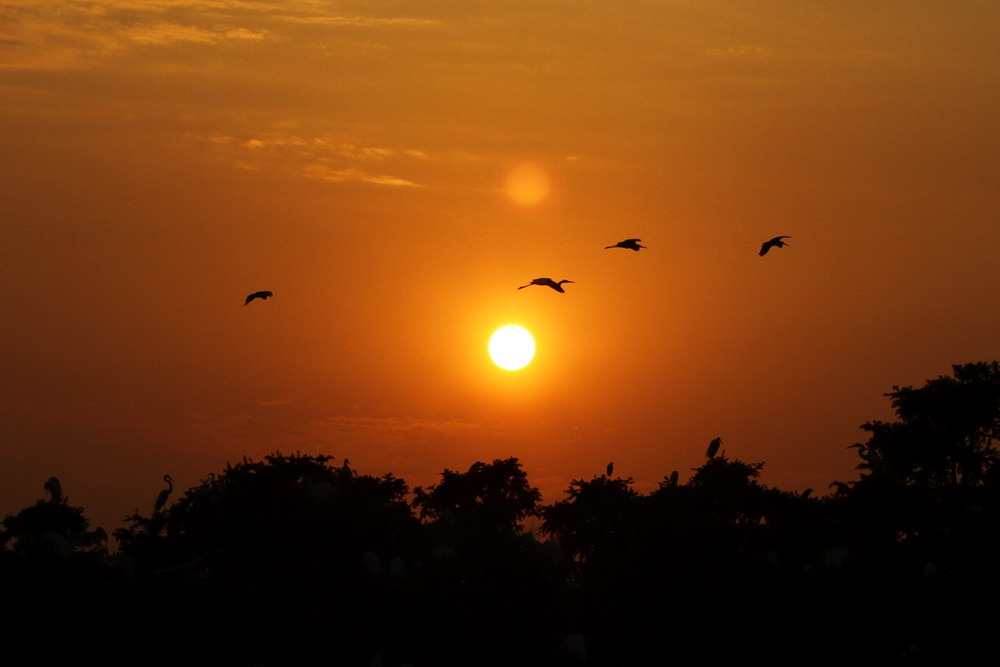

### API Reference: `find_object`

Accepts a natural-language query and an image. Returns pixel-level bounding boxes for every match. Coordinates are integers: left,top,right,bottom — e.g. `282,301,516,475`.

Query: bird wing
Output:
759,242,772,256
624,238,642,243
244,290,272,304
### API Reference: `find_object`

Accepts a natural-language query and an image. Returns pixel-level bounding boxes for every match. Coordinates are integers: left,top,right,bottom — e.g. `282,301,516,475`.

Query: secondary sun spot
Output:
489,325,535,370
505,162,549,206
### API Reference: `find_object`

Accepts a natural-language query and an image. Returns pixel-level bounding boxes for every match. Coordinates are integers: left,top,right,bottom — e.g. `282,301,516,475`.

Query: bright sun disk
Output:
489,325,535,370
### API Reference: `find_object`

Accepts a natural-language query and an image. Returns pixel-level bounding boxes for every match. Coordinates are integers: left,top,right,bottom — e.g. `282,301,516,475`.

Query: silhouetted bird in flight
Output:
605,238,646,251
44,476,62,503
606,461,614,477
244,290,273,305
154,474,174,513
759,236,791,256
706,437,723,459
518,278,574,293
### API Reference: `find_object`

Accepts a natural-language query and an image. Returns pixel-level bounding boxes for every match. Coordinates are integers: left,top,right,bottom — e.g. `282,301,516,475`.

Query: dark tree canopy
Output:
6,364,1000,666
855,361,1000,487
114,451,417,577
541,475,638,562
412,457,541,536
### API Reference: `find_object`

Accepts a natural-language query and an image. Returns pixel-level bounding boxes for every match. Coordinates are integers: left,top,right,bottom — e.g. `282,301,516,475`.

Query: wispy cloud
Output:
118,23,266,46
272,14,439,28
302,165,418,187
315,416,480,435
187,130,425,187
258,398,292,407
0,1,437,71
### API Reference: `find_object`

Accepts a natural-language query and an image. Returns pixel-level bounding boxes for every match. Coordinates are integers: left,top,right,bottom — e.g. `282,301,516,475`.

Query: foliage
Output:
2,498,107,563
7,363,1000,664
412,457,541,536
115,451,417,578
854,361,1000,487
541,475,638,563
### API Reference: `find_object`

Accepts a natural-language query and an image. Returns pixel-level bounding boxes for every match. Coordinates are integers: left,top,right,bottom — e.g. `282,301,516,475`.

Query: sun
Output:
489,325,535,370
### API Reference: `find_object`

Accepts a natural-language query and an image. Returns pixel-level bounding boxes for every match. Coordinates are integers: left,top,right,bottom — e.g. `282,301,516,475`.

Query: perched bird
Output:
606,461,614,477
518,278,574,293
154,474,174,514
605,238,646,251
44,476,62,503
759,235,791,256
244,290,273,305
848,442,882,471
706,437,723,459
669,470,679,487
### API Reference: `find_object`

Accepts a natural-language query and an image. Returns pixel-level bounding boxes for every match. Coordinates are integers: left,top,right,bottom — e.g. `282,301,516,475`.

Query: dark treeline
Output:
5,362,1000,666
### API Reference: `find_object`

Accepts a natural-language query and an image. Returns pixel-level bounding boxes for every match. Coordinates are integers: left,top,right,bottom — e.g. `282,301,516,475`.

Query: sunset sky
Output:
2,1,999,535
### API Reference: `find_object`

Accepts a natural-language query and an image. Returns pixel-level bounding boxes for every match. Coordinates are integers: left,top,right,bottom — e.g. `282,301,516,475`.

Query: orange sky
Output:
2,1,999,535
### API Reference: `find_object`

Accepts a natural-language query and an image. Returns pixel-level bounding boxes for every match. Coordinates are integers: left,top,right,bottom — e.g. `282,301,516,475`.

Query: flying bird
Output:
244,290,273,305
605,238,646,251
154,474,174,514
706,437,723,459
759,236,791,256
518,278,574,293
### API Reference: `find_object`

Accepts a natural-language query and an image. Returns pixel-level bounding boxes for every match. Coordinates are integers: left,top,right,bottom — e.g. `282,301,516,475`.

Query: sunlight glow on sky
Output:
1,0,999,534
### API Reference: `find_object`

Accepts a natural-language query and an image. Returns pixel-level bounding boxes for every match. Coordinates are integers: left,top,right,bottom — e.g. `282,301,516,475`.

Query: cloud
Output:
0,3,269,71
272,14,440,29
188,130,425,187
0,0,434,71
302,165,418,187
258,399,292,407
314,415,481,435
118,23,267,46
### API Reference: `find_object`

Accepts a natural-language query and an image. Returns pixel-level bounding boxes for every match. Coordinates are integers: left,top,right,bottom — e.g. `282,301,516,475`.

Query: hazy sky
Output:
2,0,999,534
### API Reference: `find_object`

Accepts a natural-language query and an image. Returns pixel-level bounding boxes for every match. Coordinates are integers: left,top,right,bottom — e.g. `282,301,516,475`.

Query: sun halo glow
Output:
489,325,535,370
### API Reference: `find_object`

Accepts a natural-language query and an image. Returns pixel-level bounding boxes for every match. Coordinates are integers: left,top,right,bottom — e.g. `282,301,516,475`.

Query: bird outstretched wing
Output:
244,290,273,305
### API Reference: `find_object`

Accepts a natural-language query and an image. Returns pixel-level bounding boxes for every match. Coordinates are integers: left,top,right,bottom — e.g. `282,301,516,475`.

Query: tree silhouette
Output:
410,458,562,666
541,475,639,564
111,452,422,665
855,361,1000,487
412,457,541,537
116,452,416,577
2,497,107,564
4,363,1000,665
